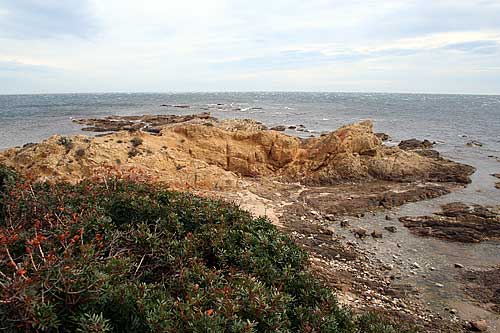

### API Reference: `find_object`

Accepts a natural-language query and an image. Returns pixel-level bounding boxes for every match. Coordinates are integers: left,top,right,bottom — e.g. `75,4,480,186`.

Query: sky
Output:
1,0,500,94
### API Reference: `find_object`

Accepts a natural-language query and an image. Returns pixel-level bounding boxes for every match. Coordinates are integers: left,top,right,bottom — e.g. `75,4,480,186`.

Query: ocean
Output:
0,92,499,202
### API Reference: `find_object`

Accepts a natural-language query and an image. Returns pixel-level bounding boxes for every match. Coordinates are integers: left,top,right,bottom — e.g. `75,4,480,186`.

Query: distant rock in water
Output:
466,140,483,147
398,138,434,150
73,113,214,133
270,125,286,131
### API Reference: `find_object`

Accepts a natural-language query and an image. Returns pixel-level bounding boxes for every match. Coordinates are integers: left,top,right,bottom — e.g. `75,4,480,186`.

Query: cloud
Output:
0,0,499,94
0,0,96,39
0,60,58,74
444,40,500,54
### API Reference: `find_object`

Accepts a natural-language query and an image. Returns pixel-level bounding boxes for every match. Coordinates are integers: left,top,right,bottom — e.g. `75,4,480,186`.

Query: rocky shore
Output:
2,113,496,331
400,202,500,243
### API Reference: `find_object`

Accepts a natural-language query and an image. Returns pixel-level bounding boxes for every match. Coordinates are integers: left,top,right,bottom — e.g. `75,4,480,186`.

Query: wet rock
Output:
375,132,391,141
469,320,488,332
398,138,434,150
270,125,286,131
466,140,483,147
399,202,500,243
22,142,37,149
371,230,383,238
384,226,397,233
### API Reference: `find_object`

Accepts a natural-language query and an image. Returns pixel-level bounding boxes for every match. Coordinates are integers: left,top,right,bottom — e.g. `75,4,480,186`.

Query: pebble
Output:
454,263,464,268
384,226,397,233
469,320,488,332
411,262,421,269
340,219,350,227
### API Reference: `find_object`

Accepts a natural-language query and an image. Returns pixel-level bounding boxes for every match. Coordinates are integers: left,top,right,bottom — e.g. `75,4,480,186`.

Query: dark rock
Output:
398,138,434,150
144,127,162,134
385,215,394,221
288,126,297,130
454,263,464,268
415,149,440,159
384,226,397,233
22,142,37,149
400,202,500,243
466,140,483,147
340,219,350,227
375,132,391,141
74,113,214,133
270,125,286,131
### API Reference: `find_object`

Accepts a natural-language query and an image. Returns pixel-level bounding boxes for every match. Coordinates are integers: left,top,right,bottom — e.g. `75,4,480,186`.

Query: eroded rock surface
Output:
400,202,500,242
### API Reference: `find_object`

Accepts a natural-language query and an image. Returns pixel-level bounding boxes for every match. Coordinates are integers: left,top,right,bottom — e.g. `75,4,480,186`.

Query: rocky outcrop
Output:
73,113,215,132
0,119,474,190
400,202,500,242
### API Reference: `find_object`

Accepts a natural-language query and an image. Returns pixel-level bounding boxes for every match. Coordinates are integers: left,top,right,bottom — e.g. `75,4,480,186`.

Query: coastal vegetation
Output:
0,165,406,332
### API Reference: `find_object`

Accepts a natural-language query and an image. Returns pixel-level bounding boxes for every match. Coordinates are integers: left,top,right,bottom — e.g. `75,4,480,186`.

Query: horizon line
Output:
1,90,499,97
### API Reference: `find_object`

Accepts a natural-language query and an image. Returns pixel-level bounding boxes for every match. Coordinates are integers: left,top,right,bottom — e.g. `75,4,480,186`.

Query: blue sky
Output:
0,0,499,94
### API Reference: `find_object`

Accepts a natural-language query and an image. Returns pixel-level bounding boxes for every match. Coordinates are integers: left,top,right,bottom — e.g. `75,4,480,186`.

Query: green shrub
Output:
0,168,402,332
